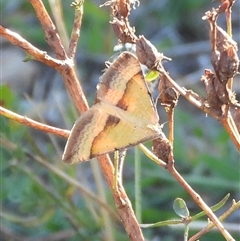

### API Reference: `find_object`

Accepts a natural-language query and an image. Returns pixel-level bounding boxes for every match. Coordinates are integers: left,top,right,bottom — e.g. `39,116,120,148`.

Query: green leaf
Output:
191,193,230,221
173,198,189,218
0,85,15,108
140,219,183,228
23,54,35,62
145,70,159,82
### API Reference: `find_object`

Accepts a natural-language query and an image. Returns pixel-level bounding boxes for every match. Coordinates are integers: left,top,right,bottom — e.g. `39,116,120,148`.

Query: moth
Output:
62,52,163,164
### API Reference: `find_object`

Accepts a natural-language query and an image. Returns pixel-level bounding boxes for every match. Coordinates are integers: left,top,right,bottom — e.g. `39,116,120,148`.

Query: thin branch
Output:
138,143,166,168
19,165,81,230
33,154,118,219
2,1,238,240
0,101,163,239
97,156,145,241
168,108,174,145
48,0,70,49
221,113,240,149
0,1,144,240
68,1,84,59
0,25,62,68
167,162,236,241
0,29,145,241
0,106,69,138
2,19,88,114
189,200,240,241
29,0,67,60
156,64,240,151
1,135,119,220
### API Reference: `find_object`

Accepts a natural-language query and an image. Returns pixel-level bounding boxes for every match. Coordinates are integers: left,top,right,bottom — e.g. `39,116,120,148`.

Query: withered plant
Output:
1,1,239,241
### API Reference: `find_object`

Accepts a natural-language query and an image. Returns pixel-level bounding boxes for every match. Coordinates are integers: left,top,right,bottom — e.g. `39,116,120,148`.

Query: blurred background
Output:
1,0,239,240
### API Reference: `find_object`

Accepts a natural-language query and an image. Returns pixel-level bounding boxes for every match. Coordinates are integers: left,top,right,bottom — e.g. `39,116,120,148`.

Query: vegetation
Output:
1,1,239,241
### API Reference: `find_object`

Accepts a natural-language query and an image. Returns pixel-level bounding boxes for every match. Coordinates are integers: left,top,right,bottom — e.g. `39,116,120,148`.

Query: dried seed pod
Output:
152,137,172,164
212,26,239,84
101,0,139,43
201,69,223,113
215,44,239,84
136,36,170,69
201,69,237,113
203,8,239,84
218,0,236,14
101,0,140,19
158,74,179,110
111,18,137,43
